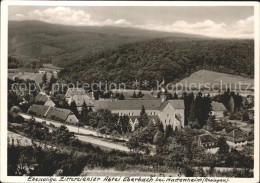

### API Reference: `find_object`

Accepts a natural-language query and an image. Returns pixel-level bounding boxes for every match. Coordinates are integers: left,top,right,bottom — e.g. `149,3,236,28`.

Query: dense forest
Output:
9,20,203,67
58,38,254,89
8,56,43,69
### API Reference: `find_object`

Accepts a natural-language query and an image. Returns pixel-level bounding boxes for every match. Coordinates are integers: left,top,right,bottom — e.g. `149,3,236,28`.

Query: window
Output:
169,119,171,123
165,120,166,123
132,112,133,115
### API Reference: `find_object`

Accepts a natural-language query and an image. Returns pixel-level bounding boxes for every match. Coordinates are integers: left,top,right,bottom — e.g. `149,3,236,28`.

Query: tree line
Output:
58,38,253,89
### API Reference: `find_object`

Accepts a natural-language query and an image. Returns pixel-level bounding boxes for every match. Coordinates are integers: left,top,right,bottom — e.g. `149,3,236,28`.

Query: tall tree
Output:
118,93,125,100
138,105,149,128
42,73,47,84
80,101,88,125
118,115,131,134
173,92,178,100
70,101,79,118
165,124,173,138
189,98,196,122
217,137,229,155
137,91,143,98
132,91,137,98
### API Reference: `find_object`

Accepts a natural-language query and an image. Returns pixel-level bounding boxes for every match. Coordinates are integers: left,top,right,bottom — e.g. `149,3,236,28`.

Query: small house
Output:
226,129,247,147
211,101,227,119
197,134,219,154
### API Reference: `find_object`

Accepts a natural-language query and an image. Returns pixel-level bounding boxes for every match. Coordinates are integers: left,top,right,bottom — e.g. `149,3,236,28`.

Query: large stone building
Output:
65,88,94,112
94,99,185,131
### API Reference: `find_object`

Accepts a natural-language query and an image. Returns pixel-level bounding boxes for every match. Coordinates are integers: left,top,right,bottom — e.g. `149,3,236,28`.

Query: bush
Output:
242,113,249,122
225,125,235,133
229,114,236,120
12,114,25,124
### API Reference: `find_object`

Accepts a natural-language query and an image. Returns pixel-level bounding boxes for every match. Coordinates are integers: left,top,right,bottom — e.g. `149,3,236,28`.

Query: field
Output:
175,69,254,90
8,71,52,83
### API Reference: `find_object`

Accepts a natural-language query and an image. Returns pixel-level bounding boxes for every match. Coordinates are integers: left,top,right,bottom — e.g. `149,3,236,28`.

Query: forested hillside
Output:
58,38,254,88
8,20,204,67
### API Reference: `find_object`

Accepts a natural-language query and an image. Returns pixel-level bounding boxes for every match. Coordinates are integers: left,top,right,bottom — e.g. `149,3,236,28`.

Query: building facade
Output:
94,99,185,131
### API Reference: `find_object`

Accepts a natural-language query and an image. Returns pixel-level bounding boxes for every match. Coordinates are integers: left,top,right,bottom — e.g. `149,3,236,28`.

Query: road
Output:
20,113,130,152
20,113,98,136
20,113,129,141
76,135,130,152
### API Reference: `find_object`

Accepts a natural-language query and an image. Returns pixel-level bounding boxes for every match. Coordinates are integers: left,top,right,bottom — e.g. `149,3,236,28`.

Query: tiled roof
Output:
45,107,72,121
94,99,185,111
44,98,55,106
158,100,185,111
227,129,246,138
158,101,168,111
198,134,218,144
168,100,185,109
65,88,86,97
226,129,247,143
211,101,226,111
72,95,94,107
27,104,50,117
94,99,162,111
35,94,48,103
27,104,76,122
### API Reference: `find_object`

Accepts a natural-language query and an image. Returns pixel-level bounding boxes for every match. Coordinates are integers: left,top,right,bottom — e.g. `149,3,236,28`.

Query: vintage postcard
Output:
1,1,259,183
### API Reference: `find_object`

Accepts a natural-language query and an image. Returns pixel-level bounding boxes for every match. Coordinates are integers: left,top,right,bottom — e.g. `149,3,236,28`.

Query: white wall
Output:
227,140,247,148
158,103,184,130
66,114,79,124
211,111,224,118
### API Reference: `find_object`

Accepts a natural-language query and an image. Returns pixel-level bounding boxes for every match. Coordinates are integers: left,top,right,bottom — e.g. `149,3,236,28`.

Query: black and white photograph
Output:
1,1,259,183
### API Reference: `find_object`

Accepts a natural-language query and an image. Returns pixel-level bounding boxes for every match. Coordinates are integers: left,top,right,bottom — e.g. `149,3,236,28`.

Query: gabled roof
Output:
94,99,162,111
158,100,185,111
198,134,218,144
44,98,55,106
35,94,49,103
28,104,50,117
168,100,185,109
65,88,86,98
227,129,246,138
72,95,94,107
211,101,226,111
45,107,72,121
158,101,168,111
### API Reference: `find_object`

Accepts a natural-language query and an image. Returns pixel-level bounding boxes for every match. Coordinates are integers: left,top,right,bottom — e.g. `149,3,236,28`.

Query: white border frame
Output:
1,1,259,183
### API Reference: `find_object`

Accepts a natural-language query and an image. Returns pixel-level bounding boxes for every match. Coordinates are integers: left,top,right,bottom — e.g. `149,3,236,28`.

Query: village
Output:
8,66,254,157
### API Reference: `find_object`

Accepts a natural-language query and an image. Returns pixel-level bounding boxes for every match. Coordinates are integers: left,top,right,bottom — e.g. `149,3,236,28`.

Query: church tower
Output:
160,78,166,102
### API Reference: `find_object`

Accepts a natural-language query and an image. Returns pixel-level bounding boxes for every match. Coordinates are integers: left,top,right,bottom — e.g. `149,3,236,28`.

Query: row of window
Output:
203,143,215,147
118,112,134,116
117,112,157,116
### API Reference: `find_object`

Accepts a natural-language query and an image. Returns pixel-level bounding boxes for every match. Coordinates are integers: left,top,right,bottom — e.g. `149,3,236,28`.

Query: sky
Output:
8,6,254,39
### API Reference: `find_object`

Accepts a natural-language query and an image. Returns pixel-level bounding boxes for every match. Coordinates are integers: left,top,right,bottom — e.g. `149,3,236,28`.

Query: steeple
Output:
160,78,166,102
